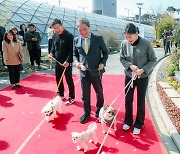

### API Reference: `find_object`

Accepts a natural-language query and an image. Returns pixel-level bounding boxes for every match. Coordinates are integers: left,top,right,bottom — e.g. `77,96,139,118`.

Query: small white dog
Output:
72,123,98,152
99,104,117,133
41,96,62,122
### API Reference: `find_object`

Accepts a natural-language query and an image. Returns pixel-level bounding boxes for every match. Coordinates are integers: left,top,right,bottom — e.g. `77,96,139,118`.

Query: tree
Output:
167,6,176,15
150,6,174,39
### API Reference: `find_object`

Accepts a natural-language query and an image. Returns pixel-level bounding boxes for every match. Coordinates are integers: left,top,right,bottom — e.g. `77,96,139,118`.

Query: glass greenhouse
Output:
0,0,155,45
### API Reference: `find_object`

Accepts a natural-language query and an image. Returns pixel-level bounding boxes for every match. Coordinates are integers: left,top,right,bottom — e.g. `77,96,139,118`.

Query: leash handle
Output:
130,72,137,88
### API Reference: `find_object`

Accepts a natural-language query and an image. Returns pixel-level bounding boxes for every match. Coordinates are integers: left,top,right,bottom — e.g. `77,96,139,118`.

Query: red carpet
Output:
0,73,165,154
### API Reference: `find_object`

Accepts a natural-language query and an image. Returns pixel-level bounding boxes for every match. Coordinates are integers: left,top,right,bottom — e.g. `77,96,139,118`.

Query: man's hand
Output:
98,63,104,71
75,62,81,70
130,65,139,72
63,61,69,68
32,37,37,41
136,69,144,78
48,54,53,60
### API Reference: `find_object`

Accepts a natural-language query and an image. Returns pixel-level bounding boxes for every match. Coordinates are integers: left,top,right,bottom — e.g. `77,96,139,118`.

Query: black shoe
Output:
95,108,101,118
12,84,16,89
38,65,41,69
80,114,90,123
15,83,21,88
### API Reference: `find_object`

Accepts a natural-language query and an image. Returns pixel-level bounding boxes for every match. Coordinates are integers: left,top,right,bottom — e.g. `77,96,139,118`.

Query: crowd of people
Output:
0,18,158,135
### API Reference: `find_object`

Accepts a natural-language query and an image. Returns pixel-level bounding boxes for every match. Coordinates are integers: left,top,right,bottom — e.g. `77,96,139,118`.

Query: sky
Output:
36,0,180,18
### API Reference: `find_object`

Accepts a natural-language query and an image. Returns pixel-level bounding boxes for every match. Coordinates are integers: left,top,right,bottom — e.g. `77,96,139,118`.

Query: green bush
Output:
166,51,180,76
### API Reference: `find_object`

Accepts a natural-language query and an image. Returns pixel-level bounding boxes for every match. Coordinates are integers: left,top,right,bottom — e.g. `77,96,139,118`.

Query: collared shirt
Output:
81,33,91,51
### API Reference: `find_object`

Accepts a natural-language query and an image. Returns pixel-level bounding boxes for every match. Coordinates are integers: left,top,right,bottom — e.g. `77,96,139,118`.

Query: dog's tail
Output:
87,123,97,131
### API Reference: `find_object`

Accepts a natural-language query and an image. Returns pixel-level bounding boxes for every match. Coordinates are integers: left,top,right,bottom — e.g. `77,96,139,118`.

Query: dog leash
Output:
109,73,137,106
50,55,64,66
97,73,137,154
50,56,67,99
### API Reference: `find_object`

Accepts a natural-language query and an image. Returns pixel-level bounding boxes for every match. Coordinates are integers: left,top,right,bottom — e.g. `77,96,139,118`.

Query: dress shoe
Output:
80,114,90,123
15,83,21,88
11,84,16,89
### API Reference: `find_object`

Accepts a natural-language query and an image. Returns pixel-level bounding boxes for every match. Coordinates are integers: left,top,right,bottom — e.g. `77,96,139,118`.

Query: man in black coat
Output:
49,19,75,105
24,24,41,68
73,18,108,123
0,26,6,66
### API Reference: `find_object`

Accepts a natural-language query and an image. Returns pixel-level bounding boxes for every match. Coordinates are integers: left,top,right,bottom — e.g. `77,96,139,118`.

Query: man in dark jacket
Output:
73,18,108,123
0,26,6,66
24,23,41,68
48,19,75,105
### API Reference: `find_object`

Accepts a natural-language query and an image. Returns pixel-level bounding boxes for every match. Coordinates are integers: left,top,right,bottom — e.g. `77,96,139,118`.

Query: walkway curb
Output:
148,56,180,152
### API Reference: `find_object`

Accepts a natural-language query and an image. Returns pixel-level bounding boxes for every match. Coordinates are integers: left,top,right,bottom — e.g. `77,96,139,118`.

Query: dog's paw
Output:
77,146,80,151
89,139,92,143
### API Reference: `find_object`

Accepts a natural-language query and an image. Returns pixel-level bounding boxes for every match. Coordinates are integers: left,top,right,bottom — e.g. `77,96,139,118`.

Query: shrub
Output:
166,51,180,76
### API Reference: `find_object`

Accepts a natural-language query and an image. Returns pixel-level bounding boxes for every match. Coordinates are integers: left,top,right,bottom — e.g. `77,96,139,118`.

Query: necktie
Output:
84,38,88,54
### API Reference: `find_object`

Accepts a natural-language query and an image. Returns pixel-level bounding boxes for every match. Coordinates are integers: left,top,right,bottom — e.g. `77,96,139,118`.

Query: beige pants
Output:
22,45,30,64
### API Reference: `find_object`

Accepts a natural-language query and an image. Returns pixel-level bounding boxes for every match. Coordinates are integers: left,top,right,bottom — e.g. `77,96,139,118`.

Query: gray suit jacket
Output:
120,37,157,78
73,33,108,77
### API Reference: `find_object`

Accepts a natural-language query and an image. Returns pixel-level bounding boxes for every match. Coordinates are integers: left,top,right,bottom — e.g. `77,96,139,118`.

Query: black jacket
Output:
24,31,41,50
0,26,5,51
51,30,74,64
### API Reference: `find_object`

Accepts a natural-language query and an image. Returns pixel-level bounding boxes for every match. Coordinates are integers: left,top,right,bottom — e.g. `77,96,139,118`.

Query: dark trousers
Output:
80,71,104,115
28,47,41,66
1,50,5,66
165,41,171,54
7,65,20,84
163,39,166,51
48,39,53,54
124,76,148,129
55,63,75,99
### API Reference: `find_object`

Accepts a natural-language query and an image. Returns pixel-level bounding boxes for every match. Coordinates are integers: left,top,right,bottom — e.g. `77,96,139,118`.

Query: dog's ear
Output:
103,104,108,110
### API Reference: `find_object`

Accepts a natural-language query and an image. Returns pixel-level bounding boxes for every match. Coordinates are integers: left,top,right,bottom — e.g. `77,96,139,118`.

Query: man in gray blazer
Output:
74,18,108,123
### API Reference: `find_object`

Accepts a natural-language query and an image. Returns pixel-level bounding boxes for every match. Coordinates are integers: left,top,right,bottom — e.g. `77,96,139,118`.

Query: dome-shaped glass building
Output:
0,0,155,45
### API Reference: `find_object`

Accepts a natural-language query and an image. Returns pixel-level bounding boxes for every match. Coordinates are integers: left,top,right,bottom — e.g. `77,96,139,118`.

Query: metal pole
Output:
137,3,143,26
125,8,131,20
102,0,103,15
139,7,141,26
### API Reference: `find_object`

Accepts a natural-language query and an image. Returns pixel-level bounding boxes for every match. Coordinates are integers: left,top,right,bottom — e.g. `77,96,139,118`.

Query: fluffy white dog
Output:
41,96,62,122
72,123,98,152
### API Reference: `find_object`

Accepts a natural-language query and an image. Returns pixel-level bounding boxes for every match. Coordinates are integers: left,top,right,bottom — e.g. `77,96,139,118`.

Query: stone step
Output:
158,81,180,109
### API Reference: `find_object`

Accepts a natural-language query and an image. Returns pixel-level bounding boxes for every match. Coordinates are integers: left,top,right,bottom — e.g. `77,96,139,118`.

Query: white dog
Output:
99,104,117,133
72,123,98,152
41,96,62,122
